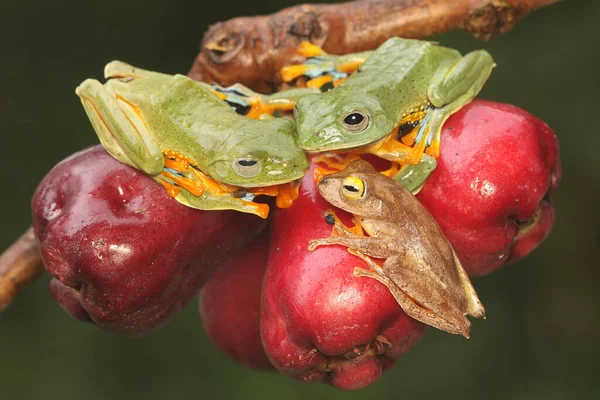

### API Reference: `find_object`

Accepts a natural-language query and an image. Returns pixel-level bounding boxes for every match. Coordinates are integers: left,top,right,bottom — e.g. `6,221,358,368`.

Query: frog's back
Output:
341,38,461,118
383,180,461,287
143,75,294,169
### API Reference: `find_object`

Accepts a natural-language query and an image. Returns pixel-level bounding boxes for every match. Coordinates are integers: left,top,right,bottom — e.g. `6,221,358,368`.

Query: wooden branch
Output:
0,227,43,311
188,0,560,92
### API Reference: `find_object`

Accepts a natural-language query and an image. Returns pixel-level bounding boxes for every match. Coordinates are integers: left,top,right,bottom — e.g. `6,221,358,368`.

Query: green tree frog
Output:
75,61,310,218
291,37,495,190
309,160,486,337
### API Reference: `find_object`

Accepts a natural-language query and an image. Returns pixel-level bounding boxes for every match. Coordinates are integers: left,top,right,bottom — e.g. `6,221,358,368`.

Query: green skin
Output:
294,37,495,189
75,61,309,215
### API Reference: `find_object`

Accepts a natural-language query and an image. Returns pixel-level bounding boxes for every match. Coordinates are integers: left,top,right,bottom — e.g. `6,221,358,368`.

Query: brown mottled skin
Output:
309,160,485,337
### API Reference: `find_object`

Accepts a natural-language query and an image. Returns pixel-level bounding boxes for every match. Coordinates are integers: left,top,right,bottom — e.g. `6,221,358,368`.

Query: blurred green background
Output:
1,0,599,399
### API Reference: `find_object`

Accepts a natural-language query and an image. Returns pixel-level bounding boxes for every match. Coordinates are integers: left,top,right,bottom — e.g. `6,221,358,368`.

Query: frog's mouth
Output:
300,129,380,153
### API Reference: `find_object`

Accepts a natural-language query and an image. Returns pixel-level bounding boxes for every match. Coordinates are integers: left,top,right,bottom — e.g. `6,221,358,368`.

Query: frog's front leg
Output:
392,154,437,194
320,210,364,237
75,79,164,175
365,135,437,193
452,249,486,319
406,50,495,163
308,231,394,259
312,152,362,183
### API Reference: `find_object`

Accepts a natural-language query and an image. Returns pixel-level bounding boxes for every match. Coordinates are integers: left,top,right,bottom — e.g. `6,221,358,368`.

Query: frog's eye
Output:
342,176,366,200
233,157,262,178
341,110,370,133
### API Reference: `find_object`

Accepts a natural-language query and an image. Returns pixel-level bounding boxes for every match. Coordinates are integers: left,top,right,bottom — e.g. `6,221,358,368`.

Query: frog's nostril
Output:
318,177,330,187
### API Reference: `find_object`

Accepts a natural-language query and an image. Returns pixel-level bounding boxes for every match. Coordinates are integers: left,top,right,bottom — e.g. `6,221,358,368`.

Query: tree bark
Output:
189,0,560,92
0,227,43,311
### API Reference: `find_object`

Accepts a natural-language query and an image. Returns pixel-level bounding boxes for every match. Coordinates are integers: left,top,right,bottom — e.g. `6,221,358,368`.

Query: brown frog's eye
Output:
341,110,369,132
233,157,262,178
342,176,366,200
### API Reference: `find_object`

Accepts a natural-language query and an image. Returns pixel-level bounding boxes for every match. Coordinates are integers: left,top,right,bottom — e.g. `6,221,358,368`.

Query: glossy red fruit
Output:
32,145,266,335
199,230,273,370
416,100,560,276
261,158,427,391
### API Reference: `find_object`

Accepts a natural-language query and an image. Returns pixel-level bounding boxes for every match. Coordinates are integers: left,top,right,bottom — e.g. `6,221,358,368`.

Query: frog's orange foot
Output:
281,65,311,83
313,153,362,184
248,186,279,197
322,210,364,237
159,169,204,197
274,180,301,209
313,152,361,173
248,203,270,220
405,141,427,165
157,178,181,198
333,77,347,87
297,41,324,58
337,59,365,75
244,97,271,119
187,166,237,195
210,90,228,101
379,162,401,178
306,75,333,89
313,166,338,184
424,138,441,159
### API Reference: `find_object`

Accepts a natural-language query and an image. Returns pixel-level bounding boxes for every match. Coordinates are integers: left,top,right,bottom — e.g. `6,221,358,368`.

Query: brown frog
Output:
308,160,485,337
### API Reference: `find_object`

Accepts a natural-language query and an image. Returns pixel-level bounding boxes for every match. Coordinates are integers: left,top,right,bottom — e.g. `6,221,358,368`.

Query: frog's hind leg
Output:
363,131,436,193
452,250,486,319
211,82,317,118
417,50,495,160
75,79,164,175
350,249,471,337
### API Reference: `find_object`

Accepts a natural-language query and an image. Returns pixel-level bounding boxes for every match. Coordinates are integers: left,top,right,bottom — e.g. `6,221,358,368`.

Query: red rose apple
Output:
416,99,560,276
32,145,266,335
260,158,427,390
199,229,273,370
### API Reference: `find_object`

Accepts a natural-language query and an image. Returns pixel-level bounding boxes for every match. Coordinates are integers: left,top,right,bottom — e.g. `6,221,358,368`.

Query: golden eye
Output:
341,110,369,132
342,176,365,200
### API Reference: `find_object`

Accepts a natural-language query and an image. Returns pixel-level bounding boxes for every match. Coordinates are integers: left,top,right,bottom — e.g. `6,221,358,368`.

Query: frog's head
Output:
295,91,393,152
205,118,309,188
317,160,394,220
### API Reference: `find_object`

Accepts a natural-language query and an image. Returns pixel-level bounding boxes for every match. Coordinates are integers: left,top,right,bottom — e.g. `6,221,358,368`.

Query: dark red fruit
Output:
32,145,265,335
199,229,273,370
416,100,560,276
260,158,427,390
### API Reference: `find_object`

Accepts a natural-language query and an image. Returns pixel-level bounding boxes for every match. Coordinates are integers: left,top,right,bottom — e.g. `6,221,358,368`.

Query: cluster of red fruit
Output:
32,99,560,390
